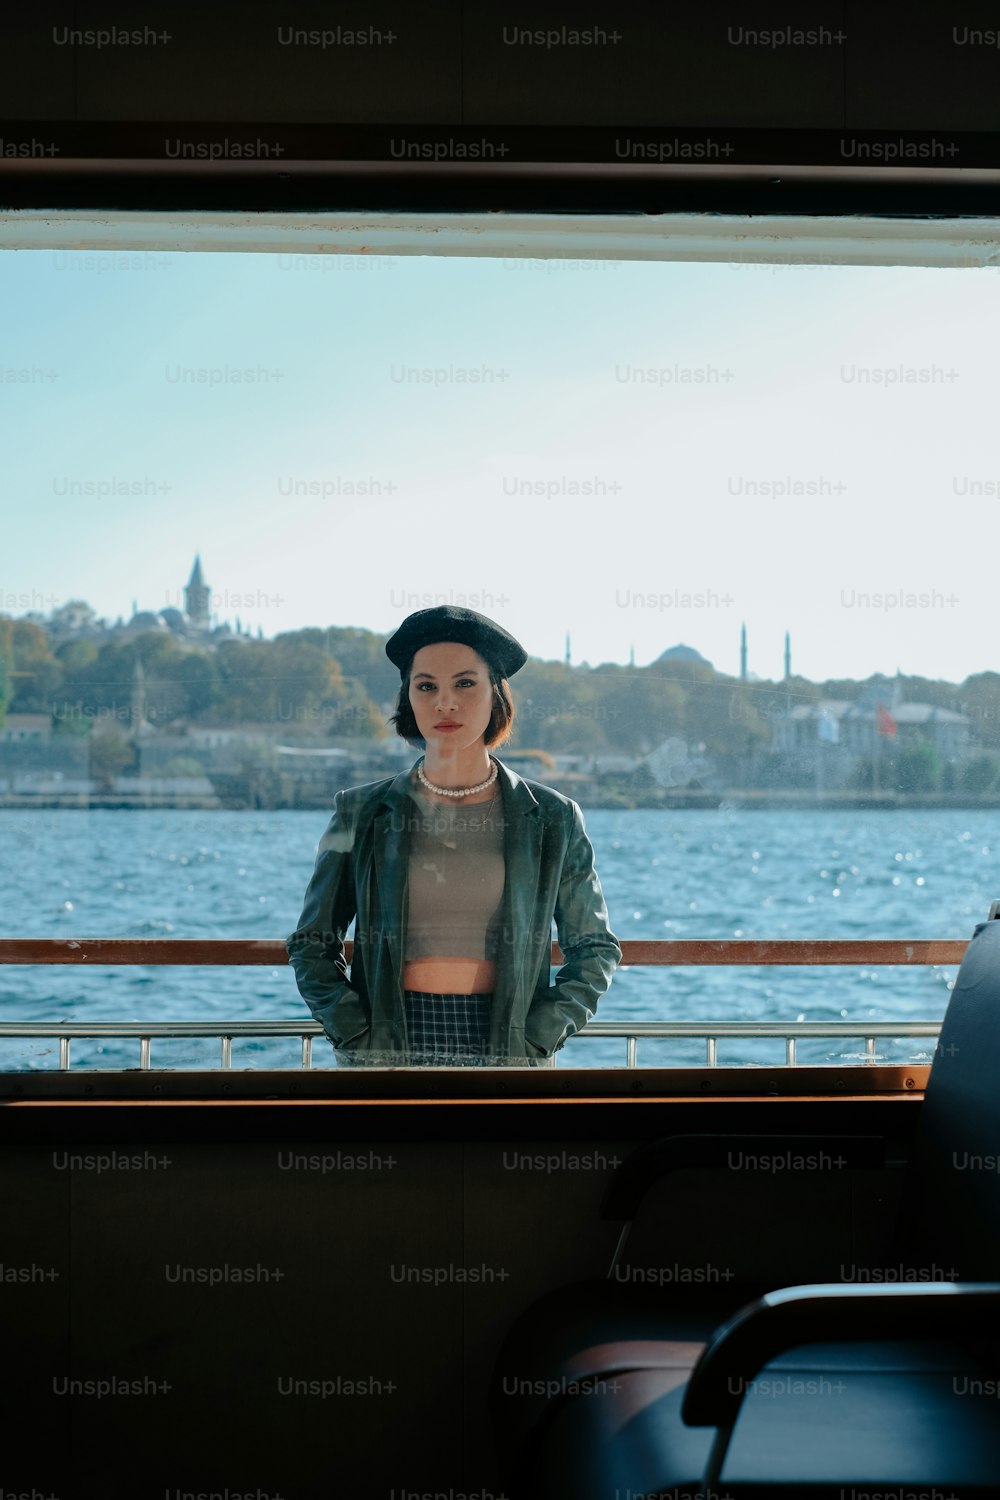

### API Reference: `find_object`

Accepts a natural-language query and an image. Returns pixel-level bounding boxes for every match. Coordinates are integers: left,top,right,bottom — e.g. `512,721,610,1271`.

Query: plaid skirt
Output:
403,990,493,1065
333,991,556,1066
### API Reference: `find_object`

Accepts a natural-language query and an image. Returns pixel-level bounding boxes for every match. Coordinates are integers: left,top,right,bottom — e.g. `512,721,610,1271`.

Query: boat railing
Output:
0,937,960,1070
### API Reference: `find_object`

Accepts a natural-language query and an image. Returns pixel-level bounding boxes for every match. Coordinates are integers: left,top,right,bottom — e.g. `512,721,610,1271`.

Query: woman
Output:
286,605,622,1066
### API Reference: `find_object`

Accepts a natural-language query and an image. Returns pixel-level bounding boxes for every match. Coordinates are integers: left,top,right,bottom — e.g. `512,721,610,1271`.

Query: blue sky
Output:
2,247,997,684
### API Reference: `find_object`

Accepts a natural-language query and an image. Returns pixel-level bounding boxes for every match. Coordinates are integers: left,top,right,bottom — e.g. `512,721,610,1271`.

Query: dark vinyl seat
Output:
490,914,1000,1497
530,1329,1000,1498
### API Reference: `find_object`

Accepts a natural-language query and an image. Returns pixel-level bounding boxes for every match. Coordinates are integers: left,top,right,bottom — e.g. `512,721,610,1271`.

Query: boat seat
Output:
490,1276,771,1467
531,1333,1000,1496
490,913,1000,1496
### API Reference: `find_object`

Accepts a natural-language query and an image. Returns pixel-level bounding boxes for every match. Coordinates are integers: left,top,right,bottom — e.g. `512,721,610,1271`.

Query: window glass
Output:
0,248,993,1071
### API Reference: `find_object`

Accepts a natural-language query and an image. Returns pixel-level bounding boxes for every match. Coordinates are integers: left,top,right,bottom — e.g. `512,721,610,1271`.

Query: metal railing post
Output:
0,929,965,1075
0,1018,945,1071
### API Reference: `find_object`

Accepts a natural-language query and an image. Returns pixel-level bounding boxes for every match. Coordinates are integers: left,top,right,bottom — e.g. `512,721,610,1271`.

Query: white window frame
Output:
2,209,1000,267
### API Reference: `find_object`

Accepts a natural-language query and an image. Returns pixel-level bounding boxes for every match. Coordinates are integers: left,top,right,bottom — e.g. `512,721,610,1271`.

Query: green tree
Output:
235,741,282,808
54,638,99,673
90,730,136,791
0,616,13,729
55,634,186,726
315,677,386,739
175,651,223,719
960,754,1000,794
10,620,61,712
956,672,1000,751
892,743,942,793
209,634,346,725
160,756,208,778
851,757,875,791
311,625,401,709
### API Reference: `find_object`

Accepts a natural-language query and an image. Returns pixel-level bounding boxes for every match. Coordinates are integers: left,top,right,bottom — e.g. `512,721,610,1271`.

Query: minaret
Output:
784,631,791,681
130,656,146,731
185,555,211,631
628,642,635,668
740,623,747,682
565,632,571,667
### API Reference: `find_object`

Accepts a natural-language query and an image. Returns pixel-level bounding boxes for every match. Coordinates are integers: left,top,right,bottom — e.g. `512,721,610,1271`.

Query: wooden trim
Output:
0,937,969,966
0,1064,931,1103
1,1094,925,1108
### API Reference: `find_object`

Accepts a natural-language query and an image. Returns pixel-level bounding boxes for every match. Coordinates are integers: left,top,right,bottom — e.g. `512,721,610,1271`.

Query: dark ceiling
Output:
2,2,1000,214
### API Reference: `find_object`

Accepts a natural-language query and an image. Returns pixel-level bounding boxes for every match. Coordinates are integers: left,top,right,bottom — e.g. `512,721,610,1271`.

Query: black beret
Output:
385,606,528,678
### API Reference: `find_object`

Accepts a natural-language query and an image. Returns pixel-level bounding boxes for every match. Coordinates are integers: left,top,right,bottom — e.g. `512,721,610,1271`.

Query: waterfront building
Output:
773,674,972,785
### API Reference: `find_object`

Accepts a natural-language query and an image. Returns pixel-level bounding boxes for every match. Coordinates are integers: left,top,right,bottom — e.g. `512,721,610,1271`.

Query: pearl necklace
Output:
417,753,498,798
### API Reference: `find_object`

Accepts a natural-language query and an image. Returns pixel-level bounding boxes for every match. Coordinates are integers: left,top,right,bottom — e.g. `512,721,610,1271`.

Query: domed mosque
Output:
654,643,714,668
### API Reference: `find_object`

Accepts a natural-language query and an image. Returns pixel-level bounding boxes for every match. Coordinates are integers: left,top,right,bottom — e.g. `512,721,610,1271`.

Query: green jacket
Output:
285,756,622,1062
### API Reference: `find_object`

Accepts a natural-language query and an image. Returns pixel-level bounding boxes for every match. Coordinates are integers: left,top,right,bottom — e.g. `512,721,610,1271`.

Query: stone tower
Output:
185,555,211,630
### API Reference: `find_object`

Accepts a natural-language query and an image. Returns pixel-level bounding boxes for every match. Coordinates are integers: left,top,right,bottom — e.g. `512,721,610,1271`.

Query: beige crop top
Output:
403,782,506,961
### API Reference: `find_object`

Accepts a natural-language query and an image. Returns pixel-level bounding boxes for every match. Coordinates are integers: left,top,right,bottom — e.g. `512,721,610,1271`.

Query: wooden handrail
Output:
0,937,969,965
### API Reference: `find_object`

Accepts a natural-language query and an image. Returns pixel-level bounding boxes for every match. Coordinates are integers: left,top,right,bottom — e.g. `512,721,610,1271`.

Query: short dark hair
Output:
388,661,515,749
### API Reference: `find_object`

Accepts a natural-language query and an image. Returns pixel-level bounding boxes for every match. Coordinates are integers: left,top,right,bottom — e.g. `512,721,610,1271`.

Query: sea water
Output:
0,806,994,1071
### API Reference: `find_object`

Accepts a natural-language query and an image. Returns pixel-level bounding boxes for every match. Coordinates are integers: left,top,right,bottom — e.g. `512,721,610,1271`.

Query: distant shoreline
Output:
4,789,1000,812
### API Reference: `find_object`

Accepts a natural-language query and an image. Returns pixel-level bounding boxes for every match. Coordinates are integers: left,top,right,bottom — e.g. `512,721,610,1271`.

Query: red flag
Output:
876,703,897,737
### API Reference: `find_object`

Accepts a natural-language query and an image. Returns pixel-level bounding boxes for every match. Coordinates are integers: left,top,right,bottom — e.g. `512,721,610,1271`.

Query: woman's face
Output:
407,641,494,752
